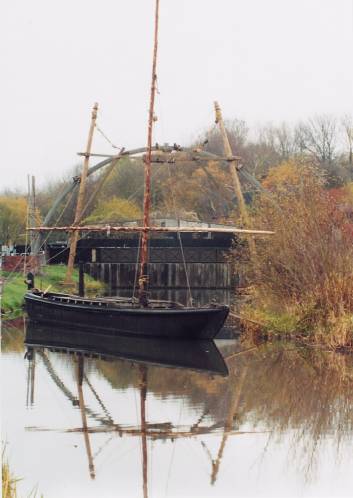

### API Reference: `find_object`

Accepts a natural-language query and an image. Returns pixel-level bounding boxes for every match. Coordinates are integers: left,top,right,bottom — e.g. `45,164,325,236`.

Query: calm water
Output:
2,318,353,498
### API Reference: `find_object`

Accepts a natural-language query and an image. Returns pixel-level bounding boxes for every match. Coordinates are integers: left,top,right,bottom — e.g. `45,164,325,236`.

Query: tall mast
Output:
65,102,98,284
138,0,160,306
76,356,96,480
214,101,256,258
139,365,149,498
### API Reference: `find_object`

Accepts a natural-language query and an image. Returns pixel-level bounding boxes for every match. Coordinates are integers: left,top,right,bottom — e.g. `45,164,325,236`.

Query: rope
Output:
164,398,184,498
84,373,114,424
132,232,142,299
38,350,114,425
166,162,193,306
80,156,123,221
95,123,121,150
177,232,193,306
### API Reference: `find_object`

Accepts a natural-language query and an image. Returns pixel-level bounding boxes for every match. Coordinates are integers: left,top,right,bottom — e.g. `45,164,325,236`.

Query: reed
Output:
2,452,42,498
242,162,353,349
2,452,19,498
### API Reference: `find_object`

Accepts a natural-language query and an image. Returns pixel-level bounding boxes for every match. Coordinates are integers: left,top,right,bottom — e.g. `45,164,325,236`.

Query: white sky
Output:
2,0,353,191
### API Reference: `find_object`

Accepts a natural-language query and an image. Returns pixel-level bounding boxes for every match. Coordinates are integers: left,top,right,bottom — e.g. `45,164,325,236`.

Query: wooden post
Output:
77,356,96,480
78,262,85,297
65,103,98,284
139,365,148,498
211,365,248,485
214,101,256,258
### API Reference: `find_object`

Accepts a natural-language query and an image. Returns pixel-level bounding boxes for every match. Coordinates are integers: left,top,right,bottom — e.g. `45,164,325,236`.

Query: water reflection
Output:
23,321,235,495
2,319,353,497
25,322,229,376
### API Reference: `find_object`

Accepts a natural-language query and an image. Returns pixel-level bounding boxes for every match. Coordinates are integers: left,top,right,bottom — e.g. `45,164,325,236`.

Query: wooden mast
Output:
211,364,248,485
76,356,96,480
138,0,160,306
139,365,149,498
214,101,256,258
65,103,98,284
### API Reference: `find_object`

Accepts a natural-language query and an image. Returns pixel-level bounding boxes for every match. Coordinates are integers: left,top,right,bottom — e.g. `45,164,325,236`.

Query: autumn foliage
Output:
246,162,353,348
0,196,27,245
84,196,142,223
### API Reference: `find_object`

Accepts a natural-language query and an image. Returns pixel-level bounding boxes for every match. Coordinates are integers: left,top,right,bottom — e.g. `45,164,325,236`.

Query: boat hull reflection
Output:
25,321,229,376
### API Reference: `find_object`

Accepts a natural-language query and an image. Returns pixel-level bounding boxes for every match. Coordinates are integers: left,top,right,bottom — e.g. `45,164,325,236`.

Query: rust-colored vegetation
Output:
241,161,353,349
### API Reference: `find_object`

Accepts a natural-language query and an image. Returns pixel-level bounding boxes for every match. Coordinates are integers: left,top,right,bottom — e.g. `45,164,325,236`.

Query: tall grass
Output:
2,458,18,498
243,163,353,349
1,264,103,318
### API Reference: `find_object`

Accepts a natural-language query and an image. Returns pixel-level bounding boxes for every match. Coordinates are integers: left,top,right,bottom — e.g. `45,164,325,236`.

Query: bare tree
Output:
341,114,353,167
295,115,337,166
202,118,249,156
274,123,296,160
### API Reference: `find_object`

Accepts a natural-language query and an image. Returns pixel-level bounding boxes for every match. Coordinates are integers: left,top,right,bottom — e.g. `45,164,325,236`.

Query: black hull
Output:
25,322,229,376
24,292,229,340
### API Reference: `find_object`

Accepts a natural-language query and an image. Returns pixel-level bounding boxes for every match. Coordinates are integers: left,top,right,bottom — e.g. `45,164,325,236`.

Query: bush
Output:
245,161,353,348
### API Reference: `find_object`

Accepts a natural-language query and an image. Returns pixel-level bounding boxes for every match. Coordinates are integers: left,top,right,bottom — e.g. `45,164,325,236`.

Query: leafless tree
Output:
202,118,249,156
294,115,337,166
341,114,353,167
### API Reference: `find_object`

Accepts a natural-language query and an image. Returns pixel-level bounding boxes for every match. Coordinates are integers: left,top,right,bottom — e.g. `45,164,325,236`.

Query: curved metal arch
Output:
32,144,266,254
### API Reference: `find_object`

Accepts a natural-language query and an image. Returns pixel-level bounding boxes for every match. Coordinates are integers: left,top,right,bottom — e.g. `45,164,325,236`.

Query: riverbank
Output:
236,163,353,352
1,264,103,319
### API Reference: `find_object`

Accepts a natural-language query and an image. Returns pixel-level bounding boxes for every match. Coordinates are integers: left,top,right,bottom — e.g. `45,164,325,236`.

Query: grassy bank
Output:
238,162,353,351
1,264,103,319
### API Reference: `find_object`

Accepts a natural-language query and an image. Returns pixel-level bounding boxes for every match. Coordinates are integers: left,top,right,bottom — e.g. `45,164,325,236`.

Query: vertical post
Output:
214,101,256,258
30,349,36,406
77,356,96,480
65,103,99,284
31,175,36,216
211,365,248,485
139,365,148,498
30,176,37,256
24,175,31,276
78,261,85,297
138,0,160,306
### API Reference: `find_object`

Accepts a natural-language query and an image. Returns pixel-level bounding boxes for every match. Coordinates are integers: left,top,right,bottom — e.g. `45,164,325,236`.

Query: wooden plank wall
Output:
85,262,233,290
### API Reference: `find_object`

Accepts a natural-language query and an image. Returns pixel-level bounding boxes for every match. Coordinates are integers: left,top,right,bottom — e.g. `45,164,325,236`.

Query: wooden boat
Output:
24,321,229,375
25,291,229,339
24,0,272,339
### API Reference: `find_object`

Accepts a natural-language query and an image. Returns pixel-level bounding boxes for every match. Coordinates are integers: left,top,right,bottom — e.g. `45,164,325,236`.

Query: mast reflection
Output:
24,321,238,494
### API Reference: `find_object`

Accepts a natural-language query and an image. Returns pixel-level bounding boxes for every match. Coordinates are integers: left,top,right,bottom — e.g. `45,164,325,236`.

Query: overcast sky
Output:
2,0,353,191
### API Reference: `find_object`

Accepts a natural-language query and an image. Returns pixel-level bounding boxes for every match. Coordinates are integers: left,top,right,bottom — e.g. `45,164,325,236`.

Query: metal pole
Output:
65,103,98,284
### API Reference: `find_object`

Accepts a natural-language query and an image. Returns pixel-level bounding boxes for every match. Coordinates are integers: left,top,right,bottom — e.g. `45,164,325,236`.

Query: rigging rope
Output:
38,350,116,425
84,373,114,425
132,232,142,299
166,162,193,306
95,123,121,150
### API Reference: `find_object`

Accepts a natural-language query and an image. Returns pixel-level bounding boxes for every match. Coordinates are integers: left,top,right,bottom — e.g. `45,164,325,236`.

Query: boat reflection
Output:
25,321,229,376
6,317,350,496
24,321,244,495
